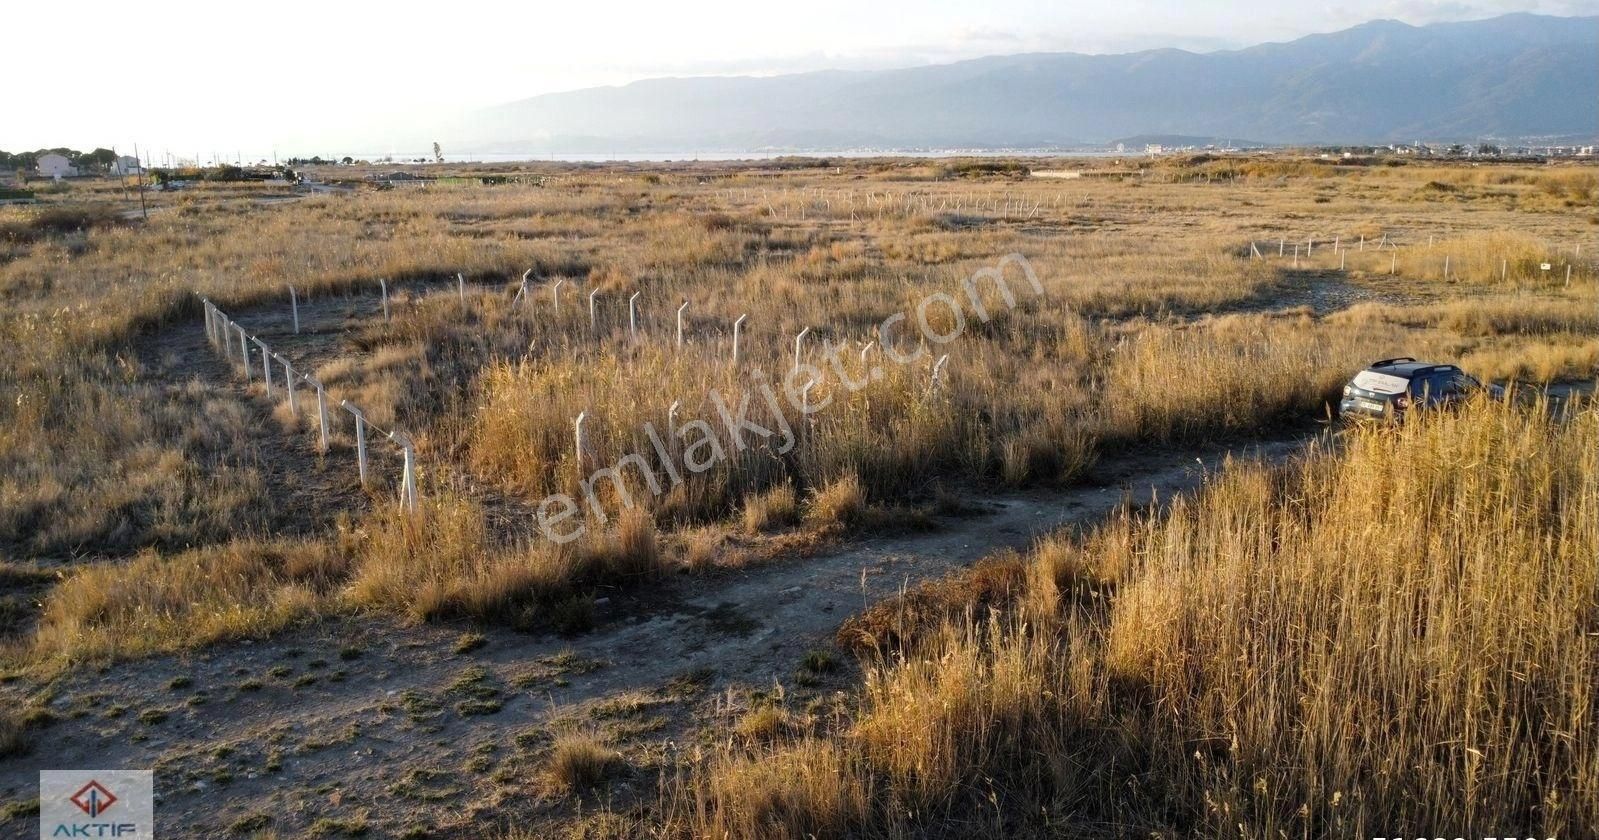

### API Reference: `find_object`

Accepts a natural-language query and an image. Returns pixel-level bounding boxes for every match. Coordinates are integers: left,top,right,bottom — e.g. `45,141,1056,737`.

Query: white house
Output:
37,153,78,179
110,155,142,175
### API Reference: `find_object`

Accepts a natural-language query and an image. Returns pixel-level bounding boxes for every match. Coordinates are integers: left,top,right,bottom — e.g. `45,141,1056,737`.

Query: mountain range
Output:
458,13,1598,153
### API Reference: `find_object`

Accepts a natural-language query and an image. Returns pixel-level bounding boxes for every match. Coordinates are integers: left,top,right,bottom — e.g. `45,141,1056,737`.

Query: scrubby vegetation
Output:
674,396,1598,838
0,155,1592,837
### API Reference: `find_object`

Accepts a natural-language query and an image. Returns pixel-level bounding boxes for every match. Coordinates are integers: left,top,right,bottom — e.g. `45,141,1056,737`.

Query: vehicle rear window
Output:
1352,370,1409,394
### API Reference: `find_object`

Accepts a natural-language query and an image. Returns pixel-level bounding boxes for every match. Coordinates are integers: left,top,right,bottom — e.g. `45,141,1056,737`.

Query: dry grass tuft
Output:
741,482,801,534
805,474,865,529
546,732,622,792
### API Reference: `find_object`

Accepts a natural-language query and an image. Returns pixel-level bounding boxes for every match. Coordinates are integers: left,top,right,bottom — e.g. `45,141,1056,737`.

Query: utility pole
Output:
133,143,148,221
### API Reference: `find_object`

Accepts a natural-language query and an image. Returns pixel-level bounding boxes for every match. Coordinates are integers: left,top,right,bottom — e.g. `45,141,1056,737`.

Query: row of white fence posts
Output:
1248,234,1590,282
199,295,418,514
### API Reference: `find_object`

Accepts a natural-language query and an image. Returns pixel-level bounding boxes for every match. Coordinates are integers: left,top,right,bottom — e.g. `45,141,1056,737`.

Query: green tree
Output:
83,148,118,171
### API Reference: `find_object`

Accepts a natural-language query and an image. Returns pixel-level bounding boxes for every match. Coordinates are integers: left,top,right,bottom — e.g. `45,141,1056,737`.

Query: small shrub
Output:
453,632,487,655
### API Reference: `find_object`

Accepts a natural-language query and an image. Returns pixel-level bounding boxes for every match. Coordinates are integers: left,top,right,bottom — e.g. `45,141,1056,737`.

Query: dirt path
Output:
1,425,1317,838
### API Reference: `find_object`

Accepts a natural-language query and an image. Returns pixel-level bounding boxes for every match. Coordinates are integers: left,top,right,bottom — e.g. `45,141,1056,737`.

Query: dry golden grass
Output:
674,396,1599,837
29,539,345,663
741,482,800,534
346,495,665,627
2,156,1593,670
545,732,622,792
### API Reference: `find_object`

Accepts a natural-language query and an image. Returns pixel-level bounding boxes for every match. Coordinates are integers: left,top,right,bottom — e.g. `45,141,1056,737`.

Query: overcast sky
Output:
7,0,1595,159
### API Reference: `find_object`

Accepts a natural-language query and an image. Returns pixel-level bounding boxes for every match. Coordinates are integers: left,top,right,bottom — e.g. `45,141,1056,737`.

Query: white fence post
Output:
930,354,950,393
629,291,641,339
554,278,565,310
289,286,300,334
676,301,688,348
315,380,330,452
513,269,532,309
390,432,418,513
281,356,298,413
236,324,251,381
1443,255,1450,280
380,279,390,322
732,313,747,365
589,288,599,331
254,337,272,395
793,327,810,371
574,411,589,470
457,272,466,304
342,401,368,486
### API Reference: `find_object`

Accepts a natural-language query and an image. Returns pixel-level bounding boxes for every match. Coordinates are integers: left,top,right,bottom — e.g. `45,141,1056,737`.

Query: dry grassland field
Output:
0,155,1596,838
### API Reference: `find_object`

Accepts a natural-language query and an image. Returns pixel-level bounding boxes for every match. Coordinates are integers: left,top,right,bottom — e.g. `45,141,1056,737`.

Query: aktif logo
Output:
69,781,117,819
40,769,152,840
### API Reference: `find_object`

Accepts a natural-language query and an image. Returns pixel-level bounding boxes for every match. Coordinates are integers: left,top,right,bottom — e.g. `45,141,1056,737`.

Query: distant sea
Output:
353,149,1133,164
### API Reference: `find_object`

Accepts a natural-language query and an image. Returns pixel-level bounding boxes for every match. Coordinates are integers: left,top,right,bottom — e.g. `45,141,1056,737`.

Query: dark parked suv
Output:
1338,357,1489,420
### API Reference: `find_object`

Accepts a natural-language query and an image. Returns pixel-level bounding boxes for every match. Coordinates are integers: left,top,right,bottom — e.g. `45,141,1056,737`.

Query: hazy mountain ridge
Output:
464,13,1599,152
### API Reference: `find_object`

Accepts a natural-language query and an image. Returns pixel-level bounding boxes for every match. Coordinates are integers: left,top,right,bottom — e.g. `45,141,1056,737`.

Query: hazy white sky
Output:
7,0,1595,158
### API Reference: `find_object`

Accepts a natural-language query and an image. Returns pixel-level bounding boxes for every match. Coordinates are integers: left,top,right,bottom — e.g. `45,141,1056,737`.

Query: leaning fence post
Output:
793,327,810,371
629,292,641,338
342,401,368,486
289,286,300,334
457,272,466,304
589,288,599,331
676,301,688,348
732,314,747,365
380,279,390,322
513,269,532,309
1443,255,1450,280
930,354,950,393
554,278,565,310
315,379,330,452
1567,265,1573,287
390,431,418,513
254,338,272,395
280,356,298,413
237,325,251,381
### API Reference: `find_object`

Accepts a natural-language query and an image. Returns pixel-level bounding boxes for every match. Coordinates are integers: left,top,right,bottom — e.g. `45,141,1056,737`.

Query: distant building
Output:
110,155,142,175
37,153,78,179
